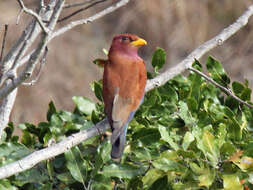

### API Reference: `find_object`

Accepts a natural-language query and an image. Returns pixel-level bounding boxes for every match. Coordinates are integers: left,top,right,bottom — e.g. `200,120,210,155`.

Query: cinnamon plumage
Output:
102,34,147,161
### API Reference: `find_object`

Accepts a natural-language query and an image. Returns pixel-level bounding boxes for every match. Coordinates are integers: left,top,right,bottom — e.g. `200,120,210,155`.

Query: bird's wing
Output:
110,89,133,144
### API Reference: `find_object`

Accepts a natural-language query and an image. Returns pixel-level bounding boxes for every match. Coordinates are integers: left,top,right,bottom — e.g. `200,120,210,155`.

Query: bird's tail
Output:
111,126,128,162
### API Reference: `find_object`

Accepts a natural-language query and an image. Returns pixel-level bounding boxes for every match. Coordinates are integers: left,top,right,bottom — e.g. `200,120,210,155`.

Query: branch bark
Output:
145,5,253,91
188,67,253,109
0,3,253,179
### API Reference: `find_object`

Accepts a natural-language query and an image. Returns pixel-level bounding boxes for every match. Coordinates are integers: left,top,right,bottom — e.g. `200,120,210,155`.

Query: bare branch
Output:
16,0,49,34
145,5,253,91
0,119,110,179
16,0,129,75
63,0,93,9
1,1,253,180
52,0,129,38
0,25,8,62
0,83,17,137
0,0,65,99
58,0,107,22
16,9,24,25
22,47,48,86
189,67,253,109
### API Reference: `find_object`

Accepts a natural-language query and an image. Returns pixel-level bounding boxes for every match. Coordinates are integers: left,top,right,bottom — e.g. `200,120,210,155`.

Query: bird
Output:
102,34,147,162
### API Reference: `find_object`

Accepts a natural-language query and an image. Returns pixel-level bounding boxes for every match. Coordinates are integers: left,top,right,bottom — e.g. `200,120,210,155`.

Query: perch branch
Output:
188,67,253,109
0,25,8,62
0,119,110,179
16,0,49,34
0,3,253,179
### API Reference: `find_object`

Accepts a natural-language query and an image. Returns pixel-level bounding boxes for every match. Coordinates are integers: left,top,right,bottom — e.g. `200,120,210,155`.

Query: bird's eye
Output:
121,36,129,42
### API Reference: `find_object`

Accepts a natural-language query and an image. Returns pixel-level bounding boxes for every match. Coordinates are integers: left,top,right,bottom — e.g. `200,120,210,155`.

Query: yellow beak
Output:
131,38,147,46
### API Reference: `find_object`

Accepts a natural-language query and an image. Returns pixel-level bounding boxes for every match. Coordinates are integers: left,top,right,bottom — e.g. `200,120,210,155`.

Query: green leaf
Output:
132,128,160,146
158,126,179,150
101,163,147,179
0,142,30,166
148,176,168,190
223,174,243,190
206,56,230,87
152,48,166,73
142,169,165,188
197,167,216,188
91,174,113,190
196,128,220,167
47,101,57,121
178,101,196,127
152,158,186,173
97,140,111,163
182,132,194,150
232,81,252,101
64,146,87,184
56,172,75,184
15,168,49,185
0,179,18,190
21,131,35,148
91,80,103,101
72,96,96,115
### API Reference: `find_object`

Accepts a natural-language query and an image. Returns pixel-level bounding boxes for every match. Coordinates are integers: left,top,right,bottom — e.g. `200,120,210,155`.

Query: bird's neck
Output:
109,47,139,61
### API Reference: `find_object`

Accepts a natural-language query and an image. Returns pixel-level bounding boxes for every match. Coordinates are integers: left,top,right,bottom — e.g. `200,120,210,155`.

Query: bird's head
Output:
109,34,147,57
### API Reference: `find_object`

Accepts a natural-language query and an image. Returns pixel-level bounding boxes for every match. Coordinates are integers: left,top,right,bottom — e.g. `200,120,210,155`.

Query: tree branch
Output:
16,0,49,34
51,0,129,38
63,0,93,9
145,5,253,91
188,67,253,109
0,3,253,179
0,84,17,137
22,46,48,86
18,0,129,67
0,119,109,179
0,25,8,62
58,0,107,22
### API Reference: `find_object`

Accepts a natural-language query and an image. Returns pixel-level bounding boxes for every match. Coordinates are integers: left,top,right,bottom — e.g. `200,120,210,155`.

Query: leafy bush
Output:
0,49,253,190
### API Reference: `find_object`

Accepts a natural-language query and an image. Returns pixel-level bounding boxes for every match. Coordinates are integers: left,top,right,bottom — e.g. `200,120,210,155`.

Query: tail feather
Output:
111,132,126,162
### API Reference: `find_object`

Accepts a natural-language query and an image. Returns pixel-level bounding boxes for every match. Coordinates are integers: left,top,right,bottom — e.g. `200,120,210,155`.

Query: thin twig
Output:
23,47,48,86
16,0,49,34
0,25,8,62
16,9,24,25
63,0,93,9
58,0,107,22
188,67,253,109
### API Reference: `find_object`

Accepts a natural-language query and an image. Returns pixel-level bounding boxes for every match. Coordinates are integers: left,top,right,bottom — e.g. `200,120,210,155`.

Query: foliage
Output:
1,49,253,190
